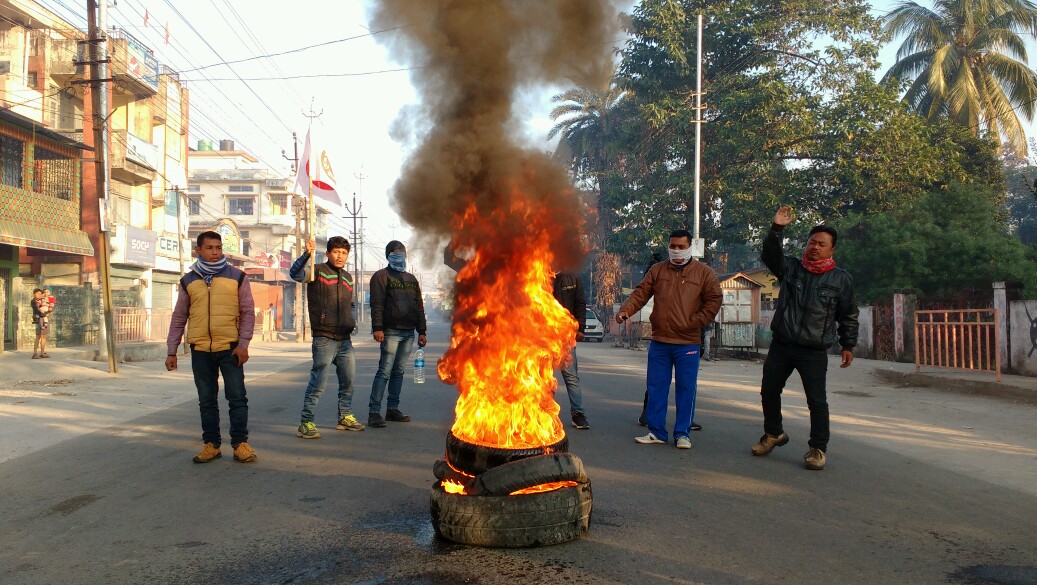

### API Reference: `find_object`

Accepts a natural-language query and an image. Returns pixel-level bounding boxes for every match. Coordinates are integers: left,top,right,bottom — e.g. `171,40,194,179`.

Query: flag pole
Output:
307,125,315,283
302,99,322,283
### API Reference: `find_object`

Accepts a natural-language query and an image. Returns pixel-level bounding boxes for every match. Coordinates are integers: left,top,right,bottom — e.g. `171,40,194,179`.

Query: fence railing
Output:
113,307,171,344
915,309,1000,381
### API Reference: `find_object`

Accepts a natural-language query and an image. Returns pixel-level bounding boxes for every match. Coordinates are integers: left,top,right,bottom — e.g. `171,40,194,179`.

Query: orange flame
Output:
509,480,579,496
442,480,468,495
438,196,577,449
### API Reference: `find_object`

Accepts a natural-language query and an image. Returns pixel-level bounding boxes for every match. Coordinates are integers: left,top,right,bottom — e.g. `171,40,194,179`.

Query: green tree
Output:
835,182,1037,302
604,0,1006,262
548,71,632,311
882,0,1037,156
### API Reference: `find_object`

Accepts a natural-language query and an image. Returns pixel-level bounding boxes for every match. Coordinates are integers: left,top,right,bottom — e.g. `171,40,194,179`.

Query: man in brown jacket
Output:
616,229,722,449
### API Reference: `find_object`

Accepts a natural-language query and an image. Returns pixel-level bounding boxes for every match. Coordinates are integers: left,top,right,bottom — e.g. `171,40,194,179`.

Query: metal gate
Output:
915,309,1001,381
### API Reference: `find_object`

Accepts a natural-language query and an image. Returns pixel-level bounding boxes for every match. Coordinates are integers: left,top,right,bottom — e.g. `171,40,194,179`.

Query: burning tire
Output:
473,452,587,496
445,432,568,476
432,458,475,490
430,481,592,547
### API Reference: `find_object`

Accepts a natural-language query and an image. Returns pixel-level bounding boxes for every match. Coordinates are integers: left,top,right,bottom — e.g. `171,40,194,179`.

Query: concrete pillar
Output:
993,282,1023,372
892,292,916,361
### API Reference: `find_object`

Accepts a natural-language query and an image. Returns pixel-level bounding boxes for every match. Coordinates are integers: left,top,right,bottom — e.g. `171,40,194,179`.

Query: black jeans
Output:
191,347,248,448
760,340,830,451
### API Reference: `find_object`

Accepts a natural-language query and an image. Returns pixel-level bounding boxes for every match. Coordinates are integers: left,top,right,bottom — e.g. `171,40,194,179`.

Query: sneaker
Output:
637,414,647,427
192,442,221,463
233,442,257,463
368,413,387,428
691,422,703,431
675,436,692,449
751,432,789,456
385,409,411,422
804,448,826,470
297,421,321,439
635,432,666,445
571,412,590,429
336,414,365,431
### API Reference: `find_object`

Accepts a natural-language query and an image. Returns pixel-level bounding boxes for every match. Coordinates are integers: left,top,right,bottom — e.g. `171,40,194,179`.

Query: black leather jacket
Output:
552,272,586,332
763,225,859,350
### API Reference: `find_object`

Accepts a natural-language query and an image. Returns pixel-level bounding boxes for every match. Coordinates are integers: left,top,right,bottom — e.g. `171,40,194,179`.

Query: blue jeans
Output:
369,329,415,414
190,347,248,448
559,348,584,415
300,335,356,423
645,340,701,443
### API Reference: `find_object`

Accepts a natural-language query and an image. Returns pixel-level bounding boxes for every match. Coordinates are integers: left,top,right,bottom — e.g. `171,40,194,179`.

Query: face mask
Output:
388,251,407,272
668,247,693,266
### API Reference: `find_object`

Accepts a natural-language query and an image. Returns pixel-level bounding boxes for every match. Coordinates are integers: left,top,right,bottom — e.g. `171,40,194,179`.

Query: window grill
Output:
228,197,253,215
33,146,75,201
1,134,24,188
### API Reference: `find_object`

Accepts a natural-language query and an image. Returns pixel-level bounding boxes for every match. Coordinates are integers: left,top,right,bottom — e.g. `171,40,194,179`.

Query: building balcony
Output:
48,37,83,82
111,129,157,186
108,29,158,101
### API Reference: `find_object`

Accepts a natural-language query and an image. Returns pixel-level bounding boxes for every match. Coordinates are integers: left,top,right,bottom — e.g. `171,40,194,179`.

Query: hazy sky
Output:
34,0,1037,271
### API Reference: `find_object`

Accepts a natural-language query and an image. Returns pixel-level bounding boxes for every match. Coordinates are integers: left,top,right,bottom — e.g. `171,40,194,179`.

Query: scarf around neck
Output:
192,256,228,284
801,254,835,274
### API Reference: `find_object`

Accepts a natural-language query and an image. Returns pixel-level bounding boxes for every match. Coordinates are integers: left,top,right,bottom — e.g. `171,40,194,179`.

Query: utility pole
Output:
86,0,117,373
692,13,705,259
284,132,307,343
353,167,368,323
343,193,366,323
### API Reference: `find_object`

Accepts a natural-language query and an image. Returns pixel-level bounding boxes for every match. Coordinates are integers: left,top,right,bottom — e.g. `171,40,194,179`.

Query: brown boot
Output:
804,448,826,470
751,432,789,456
233,442,257,463
192,442,222,463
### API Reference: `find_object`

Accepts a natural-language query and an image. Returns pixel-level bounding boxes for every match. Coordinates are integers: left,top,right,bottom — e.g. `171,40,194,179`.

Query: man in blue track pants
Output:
616,229,722,449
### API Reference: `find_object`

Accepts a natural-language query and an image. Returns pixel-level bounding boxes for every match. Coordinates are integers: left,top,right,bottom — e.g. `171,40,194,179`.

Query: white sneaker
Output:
676,436,691,449
635,432,666,444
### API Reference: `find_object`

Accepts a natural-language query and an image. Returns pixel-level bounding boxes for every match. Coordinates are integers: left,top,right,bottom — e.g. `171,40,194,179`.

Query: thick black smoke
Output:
369,0,622,269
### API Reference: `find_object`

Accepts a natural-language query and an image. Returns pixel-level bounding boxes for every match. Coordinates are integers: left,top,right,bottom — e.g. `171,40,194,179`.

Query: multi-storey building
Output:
187,141,314,332
0,0,189,351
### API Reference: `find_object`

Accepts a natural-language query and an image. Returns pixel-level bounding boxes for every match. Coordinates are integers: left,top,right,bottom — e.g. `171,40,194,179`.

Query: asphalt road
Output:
1,321,1035,585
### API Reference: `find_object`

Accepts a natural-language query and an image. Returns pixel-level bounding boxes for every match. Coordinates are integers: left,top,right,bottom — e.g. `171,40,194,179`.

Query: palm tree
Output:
879,0,1037,154
549,83,627,189
548,72,628,310
882,0,1037,155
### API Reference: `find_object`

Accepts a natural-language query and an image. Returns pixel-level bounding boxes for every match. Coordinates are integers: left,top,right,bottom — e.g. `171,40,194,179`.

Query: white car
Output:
582,308,605,342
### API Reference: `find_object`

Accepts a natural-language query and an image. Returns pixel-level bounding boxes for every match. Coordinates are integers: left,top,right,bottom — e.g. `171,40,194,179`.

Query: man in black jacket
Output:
553,272,590,429
751,207,859,470
367,240,427,428
290,237,363,438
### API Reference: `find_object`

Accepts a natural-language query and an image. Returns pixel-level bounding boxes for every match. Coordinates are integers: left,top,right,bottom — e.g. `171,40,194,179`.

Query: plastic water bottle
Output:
414,348,425,384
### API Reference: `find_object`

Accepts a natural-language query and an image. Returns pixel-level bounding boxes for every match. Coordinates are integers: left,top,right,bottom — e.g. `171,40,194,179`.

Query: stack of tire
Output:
430,431,592,547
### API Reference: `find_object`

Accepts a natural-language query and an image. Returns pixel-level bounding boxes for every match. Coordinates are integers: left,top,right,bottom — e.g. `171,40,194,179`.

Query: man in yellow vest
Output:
166,231,258,464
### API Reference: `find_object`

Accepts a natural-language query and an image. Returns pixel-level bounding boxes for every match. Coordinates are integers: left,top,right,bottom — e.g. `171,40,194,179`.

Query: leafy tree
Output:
882,0,1037,156
835,181,1037,302
598,0,1006,264
549,71,631,311
1002,142,1037,243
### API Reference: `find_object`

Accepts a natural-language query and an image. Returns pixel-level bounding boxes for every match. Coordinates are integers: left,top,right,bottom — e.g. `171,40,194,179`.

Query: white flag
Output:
293,129,341,206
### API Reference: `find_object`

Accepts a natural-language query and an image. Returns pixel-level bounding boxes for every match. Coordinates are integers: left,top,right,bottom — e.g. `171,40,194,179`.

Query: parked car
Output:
582,308,605,342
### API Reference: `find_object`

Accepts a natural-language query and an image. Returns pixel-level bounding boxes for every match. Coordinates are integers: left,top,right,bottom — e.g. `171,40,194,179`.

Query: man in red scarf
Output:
751,206,859,470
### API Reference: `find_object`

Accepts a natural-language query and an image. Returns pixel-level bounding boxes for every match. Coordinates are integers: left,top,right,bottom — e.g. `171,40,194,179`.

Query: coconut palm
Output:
549,82,627,189
548,73,628,310
882,0,1037,155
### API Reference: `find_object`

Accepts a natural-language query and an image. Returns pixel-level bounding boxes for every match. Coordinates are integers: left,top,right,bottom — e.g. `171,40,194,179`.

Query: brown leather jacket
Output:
620,260,723,345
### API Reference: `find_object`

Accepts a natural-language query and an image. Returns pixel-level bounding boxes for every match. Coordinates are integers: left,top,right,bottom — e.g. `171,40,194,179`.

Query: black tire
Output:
473,452,587,496
432,458,475,489
445,432,568,477
430,481,592,547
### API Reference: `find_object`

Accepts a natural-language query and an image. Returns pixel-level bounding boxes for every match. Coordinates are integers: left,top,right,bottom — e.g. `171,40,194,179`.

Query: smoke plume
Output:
369,0,622,270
